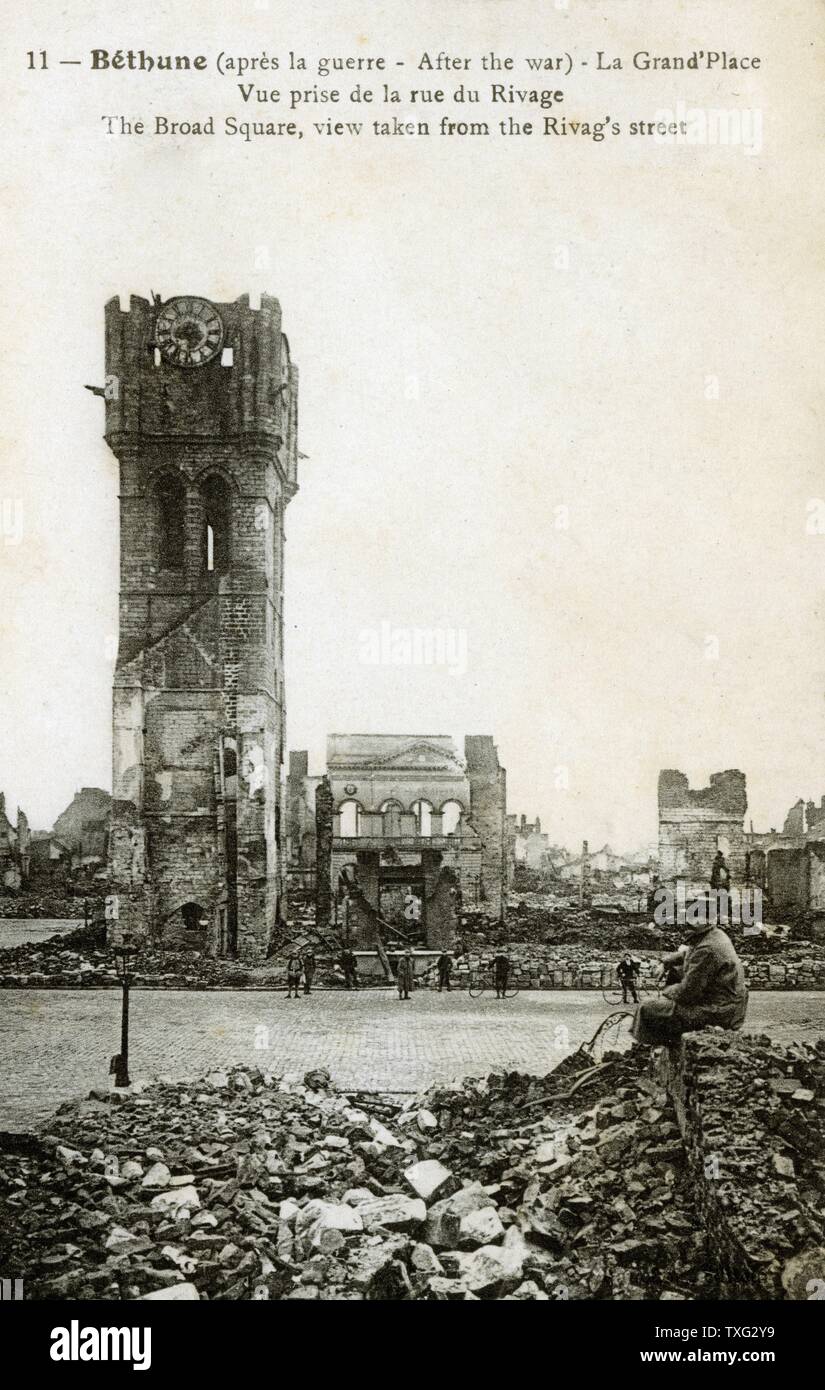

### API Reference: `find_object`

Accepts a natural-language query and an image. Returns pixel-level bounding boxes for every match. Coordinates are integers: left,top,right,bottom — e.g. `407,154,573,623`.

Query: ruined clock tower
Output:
102,293,298,960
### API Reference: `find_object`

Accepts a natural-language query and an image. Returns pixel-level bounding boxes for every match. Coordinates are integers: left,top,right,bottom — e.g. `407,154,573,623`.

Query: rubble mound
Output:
0,927,259,990
0,1049,721,1301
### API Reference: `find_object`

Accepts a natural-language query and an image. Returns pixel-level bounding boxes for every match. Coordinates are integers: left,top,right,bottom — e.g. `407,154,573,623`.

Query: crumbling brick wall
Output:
464,736,507,921
666,1030,825,1298
658,769,747,886
767,847,808,912
314,777,334,931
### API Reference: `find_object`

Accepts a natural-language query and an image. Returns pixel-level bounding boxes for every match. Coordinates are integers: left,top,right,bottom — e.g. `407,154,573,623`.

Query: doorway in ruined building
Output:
164,901,209,952
378,865,425,944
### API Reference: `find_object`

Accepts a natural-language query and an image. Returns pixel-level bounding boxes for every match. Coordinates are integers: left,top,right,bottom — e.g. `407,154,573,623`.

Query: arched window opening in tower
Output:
202,474,232,574
155,472,185,569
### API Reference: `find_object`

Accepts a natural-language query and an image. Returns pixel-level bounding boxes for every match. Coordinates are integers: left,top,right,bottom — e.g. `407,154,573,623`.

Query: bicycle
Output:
601,970,664,1007
467,968,520,1000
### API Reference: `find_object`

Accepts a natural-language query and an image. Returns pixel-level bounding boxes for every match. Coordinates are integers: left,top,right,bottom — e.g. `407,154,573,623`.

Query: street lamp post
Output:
112,938,139,1089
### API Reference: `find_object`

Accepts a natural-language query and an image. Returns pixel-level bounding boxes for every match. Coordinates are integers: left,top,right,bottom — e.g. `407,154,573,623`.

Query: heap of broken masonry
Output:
0,1030,822,1301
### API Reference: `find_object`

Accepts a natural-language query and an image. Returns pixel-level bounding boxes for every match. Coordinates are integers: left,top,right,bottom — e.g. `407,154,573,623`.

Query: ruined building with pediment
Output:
288,733,508,947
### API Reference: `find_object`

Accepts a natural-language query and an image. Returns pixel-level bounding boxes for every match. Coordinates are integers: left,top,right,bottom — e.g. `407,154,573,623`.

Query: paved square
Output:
0,987,822,1130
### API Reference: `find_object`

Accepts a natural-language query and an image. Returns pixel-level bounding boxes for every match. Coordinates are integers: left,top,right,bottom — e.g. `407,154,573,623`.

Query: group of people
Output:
285,948,316,998
287,945,515,1001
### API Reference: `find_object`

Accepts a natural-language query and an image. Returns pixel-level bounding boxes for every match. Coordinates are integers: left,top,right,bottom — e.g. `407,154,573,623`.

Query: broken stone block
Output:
595,1123,637,1164
295,1199,364,1249
342,1187,375,1206
322,1135,350,1151
141,1162,171,1189
357,1195,426,1232
772,1153,795,1179
411,1242,444,1275
236,1154,264,1185
427,1275,469,1300
141,1282,200,1300
348,1234,410,1294
56,1146,87,1167
450,1226,526,1296
403,1159,457,1203
367,1118,402,1148
509,1280,549,1300
104,1225,139,1252
149,1185,200,1218
458,1205,505,1249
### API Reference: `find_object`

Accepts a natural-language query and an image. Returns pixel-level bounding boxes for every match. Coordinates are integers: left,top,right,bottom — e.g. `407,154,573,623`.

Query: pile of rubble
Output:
0,894,93,920
0,924,257,990
0,1049,724,1301
503,901,674,949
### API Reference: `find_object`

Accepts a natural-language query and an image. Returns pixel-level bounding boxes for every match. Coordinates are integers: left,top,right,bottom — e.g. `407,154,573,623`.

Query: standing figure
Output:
340,947,358,990
436,951,454,992
492,949,511,999
397,949,414,1000
710,850,730,891
301,947,316,995
616,953,641,1004
286,952,302,999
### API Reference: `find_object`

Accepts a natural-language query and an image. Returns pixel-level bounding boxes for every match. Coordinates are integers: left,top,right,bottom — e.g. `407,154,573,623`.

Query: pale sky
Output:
0,1,823,853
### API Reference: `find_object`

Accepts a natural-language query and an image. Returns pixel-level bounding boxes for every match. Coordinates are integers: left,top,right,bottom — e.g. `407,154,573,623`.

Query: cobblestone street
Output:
1,988,822,1131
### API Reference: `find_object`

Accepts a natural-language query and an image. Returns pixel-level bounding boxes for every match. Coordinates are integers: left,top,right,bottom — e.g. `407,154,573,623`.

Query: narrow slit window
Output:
202,474,231,575
221,347,234,367
155,472,185,569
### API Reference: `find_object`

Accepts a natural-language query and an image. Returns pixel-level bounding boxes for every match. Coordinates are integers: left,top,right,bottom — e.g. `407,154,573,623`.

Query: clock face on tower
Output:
154,297,225,367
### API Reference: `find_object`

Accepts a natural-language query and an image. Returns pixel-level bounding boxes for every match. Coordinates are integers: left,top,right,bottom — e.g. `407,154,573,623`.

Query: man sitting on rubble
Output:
632,917,748,1045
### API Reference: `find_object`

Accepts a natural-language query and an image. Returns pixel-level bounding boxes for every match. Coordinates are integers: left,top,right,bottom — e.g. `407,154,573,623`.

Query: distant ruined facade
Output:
0,793,30,892
658,769,747,888
102,293,298,959
746,795,825,915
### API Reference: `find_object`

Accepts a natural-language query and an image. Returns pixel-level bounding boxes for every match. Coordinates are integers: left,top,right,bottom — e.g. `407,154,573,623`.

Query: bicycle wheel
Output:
503,975,519,999
602,985,624,1006
468,971,487,999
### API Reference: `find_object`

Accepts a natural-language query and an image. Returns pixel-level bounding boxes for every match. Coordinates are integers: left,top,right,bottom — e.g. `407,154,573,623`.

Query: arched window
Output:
338,801,361,838
411,800,433,836
202,474,231,575
155,472,185,570
441,800,463,835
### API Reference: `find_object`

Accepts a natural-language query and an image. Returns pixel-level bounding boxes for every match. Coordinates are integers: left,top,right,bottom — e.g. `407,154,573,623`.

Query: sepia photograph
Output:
0,0,823,1366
